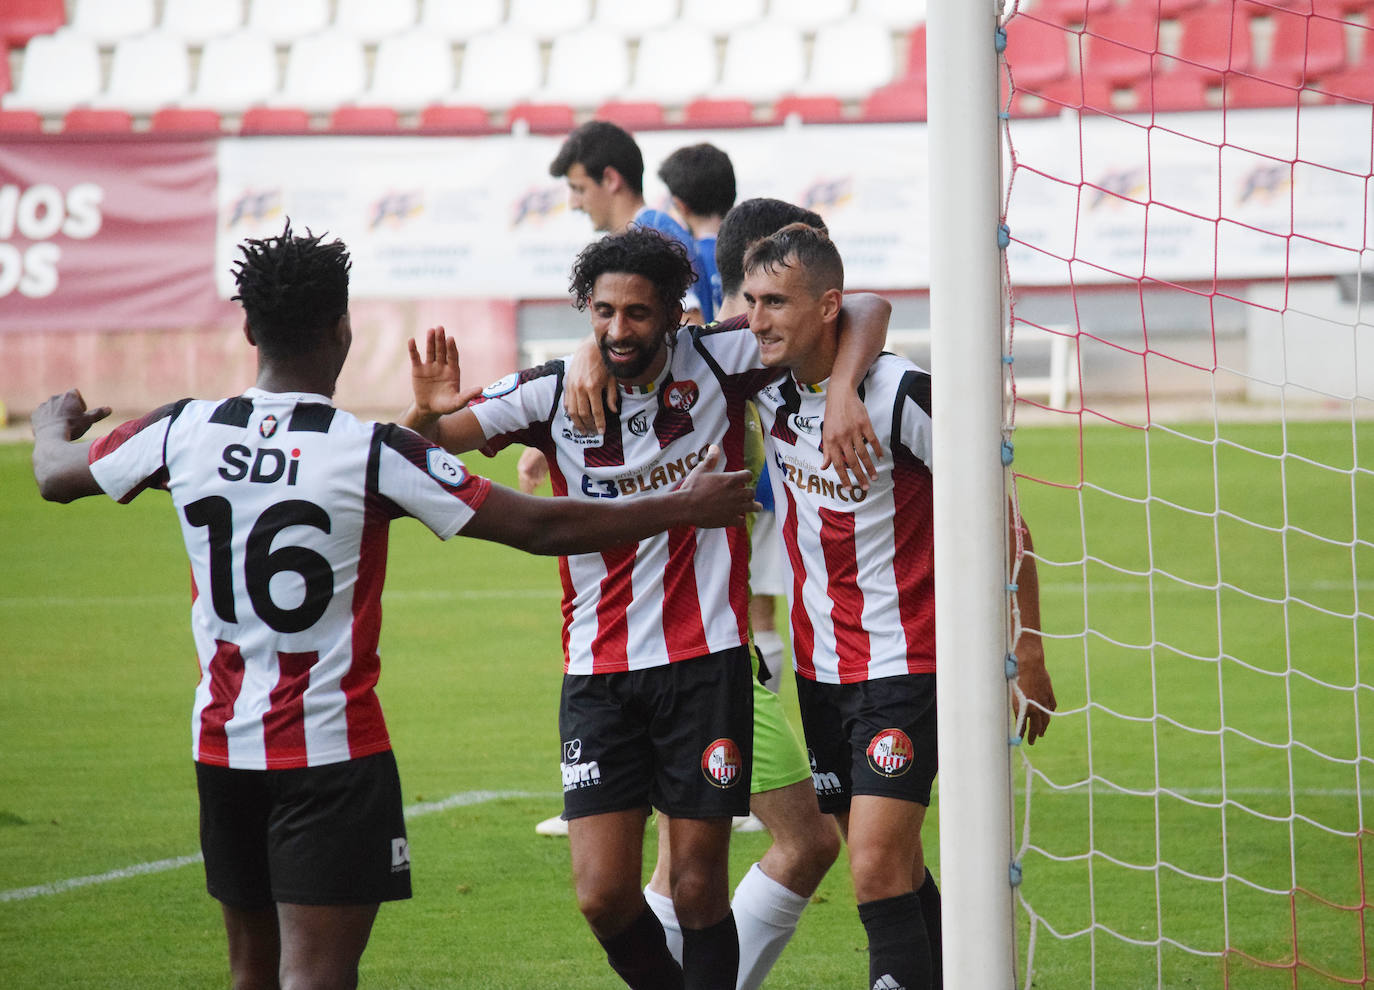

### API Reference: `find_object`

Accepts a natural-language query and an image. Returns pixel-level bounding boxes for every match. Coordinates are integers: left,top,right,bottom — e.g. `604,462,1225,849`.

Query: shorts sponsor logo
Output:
627,410,649,436
665,380,699,412
426,447,468,487
259,415,279,439
561,737,601,791
390,837,410,873
481,372,519,398
701,738,743,789
872,975,907,990
808,748,843,796
866,728,915,777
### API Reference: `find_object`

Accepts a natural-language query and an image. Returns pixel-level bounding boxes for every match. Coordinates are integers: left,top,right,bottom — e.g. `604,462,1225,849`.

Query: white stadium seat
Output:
507,0,592,40
93,33,191,115
591,0,678,36
679,0,767,33
3,30,102,115
855,0,928,30
333,0,418,43
185,31,279,113
69,0,156,46
621,25,719,106
450,29,543,110
767,0,853,31
246,0,330,44
364,32,456,112
418,0,506,41
535,28,631,109
710,21,806,103
274,32,367,113
160,0,244,44
797,19,898,101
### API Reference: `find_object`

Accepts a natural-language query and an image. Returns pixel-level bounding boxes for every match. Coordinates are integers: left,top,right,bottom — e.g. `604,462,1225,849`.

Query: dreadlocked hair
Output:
230,218,351,359
569,226,695,315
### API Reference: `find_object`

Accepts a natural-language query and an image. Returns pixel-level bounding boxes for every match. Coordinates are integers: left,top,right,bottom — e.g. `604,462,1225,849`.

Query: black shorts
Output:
795,672,938,815
559,647,754,821
196,750,412,909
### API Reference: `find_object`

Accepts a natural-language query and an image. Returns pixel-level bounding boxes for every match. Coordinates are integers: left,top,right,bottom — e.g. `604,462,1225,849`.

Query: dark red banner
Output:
0,138,230,332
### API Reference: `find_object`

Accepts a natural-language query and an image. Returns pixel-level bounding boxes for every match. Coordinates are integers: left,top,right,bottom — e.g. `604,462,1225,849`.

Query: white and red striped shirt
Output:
752,355,935,684
470,318,778,675
88,388,490,770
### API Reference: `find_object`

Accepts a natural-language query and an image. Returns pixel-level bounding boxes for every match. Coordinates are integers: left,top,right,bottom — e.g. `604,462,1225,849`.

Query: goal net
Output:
998,1,1374,986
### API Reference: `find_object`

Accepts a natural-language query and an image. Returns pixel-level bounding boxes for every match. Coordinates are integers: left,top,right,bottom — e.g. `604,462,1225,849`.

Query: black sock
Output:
596,904,685,990
858,891,929,990
680,910,739,990
916,869,942,989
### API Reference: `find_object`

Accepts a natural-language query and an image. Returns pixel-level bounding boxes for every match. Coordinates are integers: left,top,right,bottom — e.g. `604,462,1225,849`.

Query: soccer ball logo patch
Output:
701,738,742,788
665,380,699,412
866,728,914,777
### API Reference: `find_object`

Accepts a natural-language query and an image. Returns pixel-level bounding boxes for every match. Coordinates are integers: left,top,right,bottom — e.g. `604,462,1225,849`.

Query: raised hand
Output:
31,389,111,442
407,326,468,418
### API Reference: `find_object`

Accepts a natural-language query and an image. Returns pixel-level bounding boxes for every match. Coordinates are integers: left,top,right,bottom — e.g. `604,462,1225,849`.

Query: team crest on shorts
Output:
866,728,915,777
259,415,279,438
665,380,699,412
701,738,743,788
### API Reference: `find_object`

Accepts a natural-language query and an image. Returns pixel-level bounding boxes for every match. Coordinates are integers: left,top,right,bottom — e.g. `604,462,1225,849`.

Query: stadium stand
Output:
508,101,578,132
363,32,456,114
592,0,678,35
274,32,368,113
798,19,900,101
1176,5,1254,79
0,0,64,48
683,97,758,126
860,78,927,121
771,95,847,125
710,21,807,103
1263,6,1348,82
68,0,155,46
619,24,718,107
158,0,243,44
186,31,279,115
679,0,767,33
856,0,928,28
93,33,191,116
239,106,311,134
768,0,853,31
416,103,494,134
333,0,418,43
594,99,667,129
508,0,593,40
419,0,505,41
1003,16,1072,88
536,26,632,109
245,0,330,44
450,28,543,110
61,106,132,133
0,107,43,132
328,105,402,134
1081,8,1160,88
149,107,223,134
3,30,101,115
1131,68,1213,112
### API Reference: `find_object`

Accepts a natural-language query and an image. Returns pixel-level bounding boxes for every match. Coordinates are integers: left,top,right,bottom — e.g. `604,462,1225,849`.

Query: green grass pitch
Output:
3,419,1371,987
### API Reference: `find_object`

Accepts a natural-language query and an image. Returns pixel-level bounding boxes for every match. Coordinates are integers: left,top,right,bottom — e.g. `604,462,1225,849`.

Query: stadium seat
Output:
328,105,401,133
246,0,329,44
149,107,223,133
0,0,65,48
535,27,631,109
507,0,592,40
1262,6,1347,83
159,0,243,44
507,101,577,132
419,0,505,41
0,107,43,132
68,0,155,46
333,0,417,42
239,106,311,134
1004,15,1073,88
3,30,102,115
771,95,846,124
364,32,456,114
0,48,10,98
1177,6,1254,79
594,99,667,130
1223,74,1301,108
797,19,898,101
679,0,767,33
1120,0,1206,15
591,0,677,36
1313,53,1374,102
1024,0,1116,24
186,31,279,114
902,24,928,81
1081,9,1160,87
710,22,806,103
855,0,928,30
621,26,718,106
1131,69,1213,112
1029,75,1117,114
767,0,851,31
62,107,133,132
449,29,543,110
93,33,191,115
859,78,927,121
416,103,493,133
275,32,367,113
683,97,757,126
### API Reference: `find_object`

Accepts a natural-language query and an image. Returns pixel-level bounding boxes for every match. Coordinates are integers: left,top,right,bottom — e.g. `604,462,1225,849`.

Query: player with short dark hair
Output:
30,220,758,990
656,142,736,325
738,222,1056,990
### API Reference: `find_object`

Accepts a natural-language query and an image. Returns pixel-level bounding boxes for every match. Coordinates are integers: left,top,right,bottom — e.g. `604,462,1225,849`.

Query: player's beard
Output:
599,327,667,381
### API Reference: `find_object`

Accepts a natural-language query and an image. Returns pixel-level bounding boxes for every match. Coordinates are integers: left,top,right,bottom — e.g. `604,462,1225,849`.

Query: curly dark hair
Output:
549,120,645,195
569,226,696,315
657,143,736,219
229,219,351,359
716,197,826,298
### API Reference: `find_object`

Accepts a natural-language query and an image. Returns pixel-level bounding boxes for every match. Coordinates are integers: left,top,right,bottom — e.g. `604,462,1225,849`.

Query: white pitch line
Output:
0,789,558,904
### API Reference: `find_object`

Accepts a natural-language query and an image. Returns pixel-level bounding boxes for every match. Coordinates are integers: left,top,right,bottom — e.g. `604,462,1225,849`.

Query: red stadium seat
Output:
1028,75,1118,115
328,105,401,133
1004,16,1073,87
0,47,9,98
416,103,493,133
0,108,43,133
1177,6,1254,79
507,101,576,132
771,95,846,124
1262,6,1347,83
150,108,223,133
903,24,927,79
1223,74,1301,109
1081,9,1159,87
239,106,312,134
683,98,757,126
1131,68,1213,113
859,79,927,122
1314,54,1374,103
61,108,134,133
0,0,64,47
1029,0,1116,25
1121,0,1206,16
594,100,666,130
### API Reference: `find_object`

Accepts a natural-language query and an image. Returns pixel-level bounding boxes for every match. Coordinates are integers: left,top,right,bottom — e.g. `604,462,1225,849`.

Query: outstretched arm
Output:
400,326,489,454
823,292,893,490
32,389,111,503
461,445,759,555
1011,509,1055,745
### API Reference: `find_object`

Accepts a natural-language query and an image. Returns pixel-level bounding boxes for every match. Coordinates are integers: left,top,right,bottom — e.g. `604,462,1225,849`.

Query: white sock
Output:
732,862,810,990
643,884,683,966
753,630,785,694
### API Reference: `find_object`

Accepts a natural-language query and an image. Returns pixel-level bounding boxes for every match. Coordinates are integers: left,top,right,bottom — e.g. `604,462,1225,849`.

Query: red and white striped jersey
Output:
753,355,935,684
87,387,490,770
469,318,778,675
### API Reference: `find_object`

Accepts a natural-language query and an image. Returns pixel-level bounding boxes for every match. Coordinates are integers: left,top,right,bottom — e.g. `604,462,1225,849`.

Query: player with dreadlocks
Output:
30,219,759,990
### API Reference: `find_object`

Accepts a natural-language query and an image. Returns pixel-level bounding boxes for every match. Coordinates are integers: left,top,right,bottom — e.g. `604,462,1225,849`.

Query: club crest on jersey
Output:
482,372,519,398
426,447,467,487
866,729,915,777
627,410,649,436
701,738,743,789
259,415,279,439
665,380,699,412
